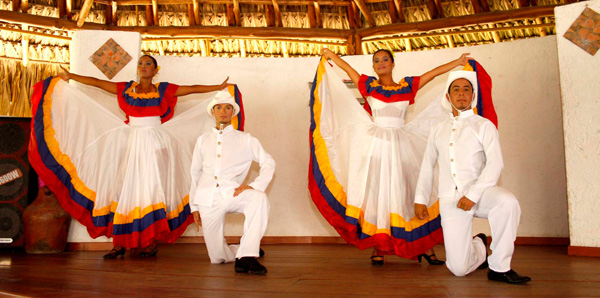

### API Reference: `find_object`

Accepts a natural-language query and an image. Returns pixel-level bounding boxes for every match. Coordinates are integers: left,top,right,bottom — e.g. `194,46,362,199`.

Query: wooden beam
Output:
21,0,29,13
0,26,72,41
427,0,439,19
392,0,404,22
265,4,275,27
314,2,322,28
152,0,159,25
351,1,361,29
518,0,530,8
352,0,376,27
479,0,490,12
307,3,317,28
471,0,484,14
346,3,356,29
66,0,72,18
145,4,154,26
112,1,118,25
387,1,398,23
433,0,443,18
105,2,112,25
233,0,241,27
358,4,557,38
187,4,196,26
12,0,21,12
144,36,344,45
227,4,236,26
115,0,352,5
77,0,94,27
57,0,67,18
272,0,283,27
192,0,201,25
363,23,553,42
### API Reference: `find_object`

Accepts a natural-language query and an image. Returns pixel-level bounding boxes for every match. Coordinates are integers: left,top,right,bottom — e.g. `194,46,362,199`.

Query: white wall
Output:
67,32,569,243
555,0,600,248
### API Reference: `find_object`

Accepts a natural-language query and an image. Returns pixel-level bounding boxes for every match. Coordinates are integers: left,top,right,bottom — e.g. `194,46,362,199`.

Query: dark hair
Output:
372,49,394,63
448,78,474,93
139,55,158,68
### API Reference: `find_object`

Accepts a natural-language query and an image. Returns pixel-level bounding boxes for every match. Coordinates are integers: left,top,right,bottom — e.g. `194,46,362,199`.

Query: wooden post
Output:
21,0,29,13
66,0,72,18
351,2,361,29
388,1,399,24
233,0,240,27
307,3,317,28
314,2,322,28
77,0,94,27
187,4,196,26
393,0,405,23
112,1,118,26
433,0,444,18
57,0,67,18
12,0,21,12
105,3,112,25
346,4,356,29
427,0,439,19
272,0,283,27
227,4,236,26
192,0,201,25
471,0,484,13
145,4,154,26
265,4,275,27
152,0,159,25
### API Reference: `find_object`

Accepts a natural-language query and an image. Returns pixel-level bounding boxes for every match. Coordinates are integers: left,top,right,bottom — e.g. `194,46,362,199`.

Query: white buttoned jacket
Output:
189,125,276,210
415,109,503,205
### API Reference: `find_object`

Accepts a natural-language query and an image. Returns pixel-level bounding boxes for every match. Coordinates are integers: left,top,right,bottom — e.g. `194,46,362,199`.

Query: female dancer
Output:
29,55,234,258
314,48,470,264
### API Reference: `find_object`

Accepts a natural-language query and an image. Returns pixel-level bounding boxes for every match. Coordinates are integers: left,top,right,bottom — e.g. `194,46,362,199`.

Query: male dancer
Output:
189,89,275,275
414,70,531,284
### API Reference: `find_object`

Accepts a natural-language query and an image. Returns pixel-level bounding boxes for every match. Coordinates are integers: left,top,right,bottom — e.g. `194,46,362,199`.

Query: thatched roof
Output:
0,0,573,63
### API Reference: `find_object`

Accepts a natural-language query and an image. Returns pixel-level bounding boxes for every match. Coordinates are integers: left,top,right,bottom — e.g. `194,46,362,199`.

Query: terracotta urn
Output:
23,185,71,254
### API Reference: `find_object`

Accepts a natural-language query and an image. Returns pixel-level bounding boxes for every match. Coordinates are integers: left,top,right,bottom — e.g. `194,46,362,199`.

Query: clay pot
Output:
23,186,71,254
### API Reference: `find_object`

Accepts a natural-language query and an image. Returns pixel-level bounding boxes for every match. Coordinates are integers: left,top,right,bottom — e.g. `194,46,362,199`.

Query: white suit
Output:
415,71,521,276
189,92,276,264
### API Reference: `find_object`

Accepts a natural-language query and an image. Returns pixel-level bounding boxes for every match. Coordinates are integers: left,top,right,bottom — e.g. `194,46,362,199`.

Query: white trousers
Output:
198,190,270,264
440,186,521,276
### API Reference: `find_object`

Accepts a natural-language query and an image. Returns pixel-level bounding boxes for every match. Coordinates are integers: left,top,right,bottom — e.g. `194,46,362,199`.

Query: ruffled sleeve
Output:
157,82,179,123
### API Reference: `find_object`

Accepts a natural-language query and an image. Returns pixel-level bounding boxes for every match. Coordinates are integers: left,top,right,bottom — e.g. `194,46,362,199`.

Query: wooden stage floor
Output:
1,244,599,297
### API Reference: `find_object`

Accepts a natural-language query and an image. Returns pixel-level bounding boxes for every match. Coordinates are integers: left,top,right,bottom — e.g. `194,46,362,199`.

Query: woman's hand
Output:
456,53,473,66
220,76,233,89
321,48,337,60
58,66,71,81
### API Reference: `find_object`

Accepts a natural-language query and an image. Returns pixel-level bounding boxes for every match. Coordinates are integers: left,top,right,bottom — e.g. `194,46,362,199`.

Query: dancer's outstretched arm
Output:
59,66,118,94
175,77,233,97
419,53,472,89
321,48,360,88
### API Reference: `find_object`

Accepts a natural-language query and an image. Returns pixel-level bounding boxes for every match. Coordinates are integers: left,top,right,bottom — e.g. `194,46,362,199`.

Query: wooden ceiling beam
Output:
387,1,398,23
20,0,29,13
427,0,439,19
0,5,558,41
192,0,201,25
226,4,236,26
57,0,67,18
471,0,484,13
145,4,154,25
352,0,376,27
265,4,275,27
314,2,322,28
432,0,444,18
233,0,241,26
392,0,404,22
187,4,196,26
11,0,21,12
152,0,159,25
111,1,118,25
115,0,351,6
105,2,112,24
359,4,556,37
346,3,355,29
307,2,317,28
272,0,283,27
77,0,95,27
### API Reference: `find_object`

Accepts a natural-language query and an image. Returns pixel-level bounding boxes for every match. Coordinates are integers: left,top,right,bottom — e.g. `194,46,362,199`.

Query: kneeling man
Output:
190,89,276,275
414,70,530,284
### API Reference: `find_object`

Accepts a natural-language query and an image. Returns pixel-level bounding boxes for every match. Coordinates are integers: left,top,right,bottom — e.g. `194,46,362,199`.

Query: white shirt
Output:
189,125,276,210
415,109,503,205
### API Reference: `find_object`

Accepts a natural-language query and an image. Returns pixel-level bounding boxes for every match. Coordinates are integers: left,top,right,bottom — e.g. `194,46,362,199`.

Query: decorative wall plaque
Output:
89,38,133,79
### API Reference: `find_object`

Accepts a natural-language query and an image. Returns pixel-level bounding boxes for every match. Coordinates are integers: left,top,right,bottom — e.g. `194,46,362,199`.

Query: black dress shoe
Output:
474,233,488,269
259,248,265,258
235,257,267,275
488,269,531,284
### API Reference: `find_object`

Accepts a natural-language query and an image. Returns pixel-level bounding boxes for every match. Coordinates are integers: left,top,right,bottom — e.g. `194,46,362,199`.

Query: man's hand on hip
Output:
234,185,254,197
192,211,202,231
457,196,476,211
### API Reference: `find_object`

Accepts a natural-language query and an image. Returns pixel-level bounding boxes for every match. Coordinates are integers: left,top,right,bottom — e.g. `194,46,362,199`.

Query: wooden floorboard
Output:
1,244,600,297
